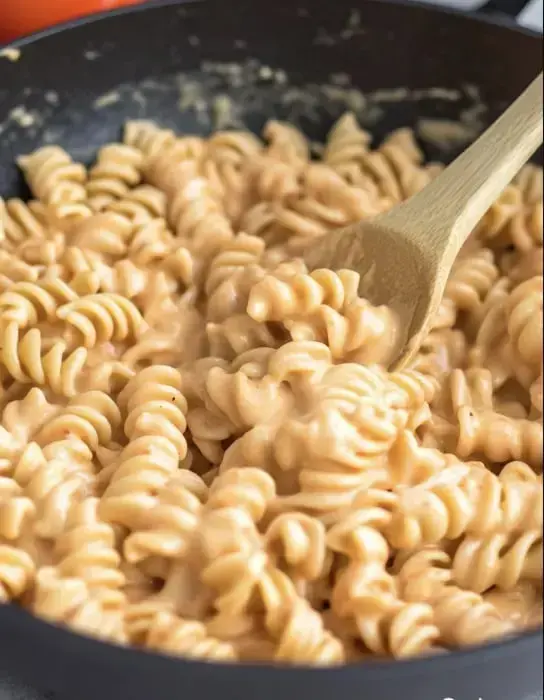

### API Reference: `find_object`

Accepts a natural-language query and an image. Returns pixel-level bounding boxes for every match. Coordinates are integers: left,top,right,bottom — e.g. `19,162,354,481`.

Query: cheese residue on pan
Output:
0,55,487,168
94,91,121,109
418,119,479,150
0,47,21,62
9,106,35,128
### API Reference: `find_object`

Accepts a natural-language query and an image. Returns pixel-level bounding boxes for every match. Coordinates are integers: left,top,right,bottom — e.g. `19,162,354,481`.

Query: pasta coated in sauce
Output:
0,113,542,664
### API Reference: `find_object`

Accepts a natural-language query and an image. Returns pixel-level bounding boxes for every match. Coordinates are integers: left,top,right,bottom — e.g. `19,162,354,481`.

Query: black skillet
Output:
0,1,543,699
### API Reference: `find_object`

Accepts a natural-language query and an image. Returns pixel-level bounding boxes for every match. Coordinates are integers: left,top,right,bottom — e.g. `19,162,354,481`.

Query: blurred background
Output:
0,0,542,43
0,0,145,43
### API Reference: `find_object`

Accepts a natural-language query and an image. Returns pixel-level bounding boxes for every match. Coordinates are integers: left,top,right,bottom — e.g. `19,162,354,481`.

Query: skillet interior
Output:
0,1,542,699
0,0,542,198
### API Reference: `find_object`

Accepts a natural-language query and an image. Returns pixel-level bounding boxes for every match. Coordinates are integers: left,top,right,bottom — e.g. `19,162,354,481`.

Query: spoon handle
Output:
397,73,543,263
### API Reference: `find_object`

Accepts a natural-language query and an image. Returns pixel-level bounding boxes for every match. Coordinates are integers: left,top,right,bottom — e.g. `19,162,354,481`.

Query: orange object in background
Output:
0,0,145,43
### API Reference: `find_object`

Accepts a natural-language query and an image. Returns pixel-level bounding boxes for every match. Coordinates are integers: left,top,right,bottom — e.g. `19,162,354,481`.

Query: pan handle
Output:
478,0,537,19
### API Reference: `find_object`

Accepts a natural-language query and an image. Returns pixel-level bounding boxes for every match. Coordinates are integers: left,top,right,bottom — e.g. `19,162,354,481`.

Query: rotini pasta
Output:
0,544,36,602
0,114,541,663
53,497,125,605
17,147,89,224
32,566,126,644
395,548,514,646
0,323,88,396
57,293,148,348
122,470,207,564
87,143,144,211
0,249,39,293
0,197,49,248
0,277,79,328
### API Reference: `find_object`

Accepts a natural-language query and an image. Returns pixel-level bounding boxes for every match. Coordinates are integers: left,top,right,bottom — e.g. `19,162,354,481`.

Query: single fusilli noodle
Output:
0,197,49,249
57,293,148,349
122,470,207,564
17,147,88,223
396,548,514,646
53,497,125,605
0,277,79,328
453,530,542,593
0,323,88,396
32,566,126,644
87,143,144,211
331,561,440,657
0,544,35,602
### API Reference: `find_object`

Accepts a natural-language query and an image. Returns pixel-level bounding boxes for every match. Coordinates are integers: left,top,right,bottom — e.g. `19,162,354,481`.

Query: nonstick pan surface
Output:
0,2,543,699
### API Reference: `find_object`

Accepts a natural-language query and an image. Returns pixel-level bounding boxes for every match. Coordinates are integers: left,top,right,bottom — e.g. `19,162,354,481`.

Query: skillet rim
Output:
0,0,542,50
0,0,542,681
1,602,542,676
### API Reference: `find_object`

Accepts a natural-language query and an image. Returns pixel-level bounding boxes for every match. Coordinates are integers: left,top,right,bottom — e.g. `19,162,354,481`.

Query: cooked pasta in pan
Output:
0,113,542,663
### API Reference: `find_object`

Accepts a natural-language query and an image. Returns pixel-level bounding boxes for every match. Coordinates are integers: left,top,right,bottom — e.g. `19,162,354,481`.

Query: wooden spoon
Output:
305,73,543,369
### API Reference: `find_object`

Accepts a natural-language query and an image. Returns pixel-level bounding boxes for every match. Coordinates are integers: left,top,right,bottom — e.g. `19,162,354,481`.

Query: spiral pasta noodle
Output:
13,438,94,538
260,574,344,665
0,250,39,295
327,462,542,554
0,323,88,396
0,197,49,249
264,512,328,583
0,277,79,328
204,130,263,222
193,468,276,624
60,248,148,299
205,233,266,300
0,544,36,602
268,164,382,254
87,143,144,211
453,530,542,593
122,470,207,564
285,300,400,365
0,474,36,540
387,465,542,547
323,113,372,184
32,566,126,644
396,548,514,646
438,249,500,328
331,561,440,657
57,293,148,348
0,113,541,661
119,365,188,457
108,184,167,224
124,121,177,164
247,267,360,322
144,611,237,661
504,276,543,381
53,497,125,605
17,147,89,224
99,367,190,531
187,350,292,462
455,407,543,469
